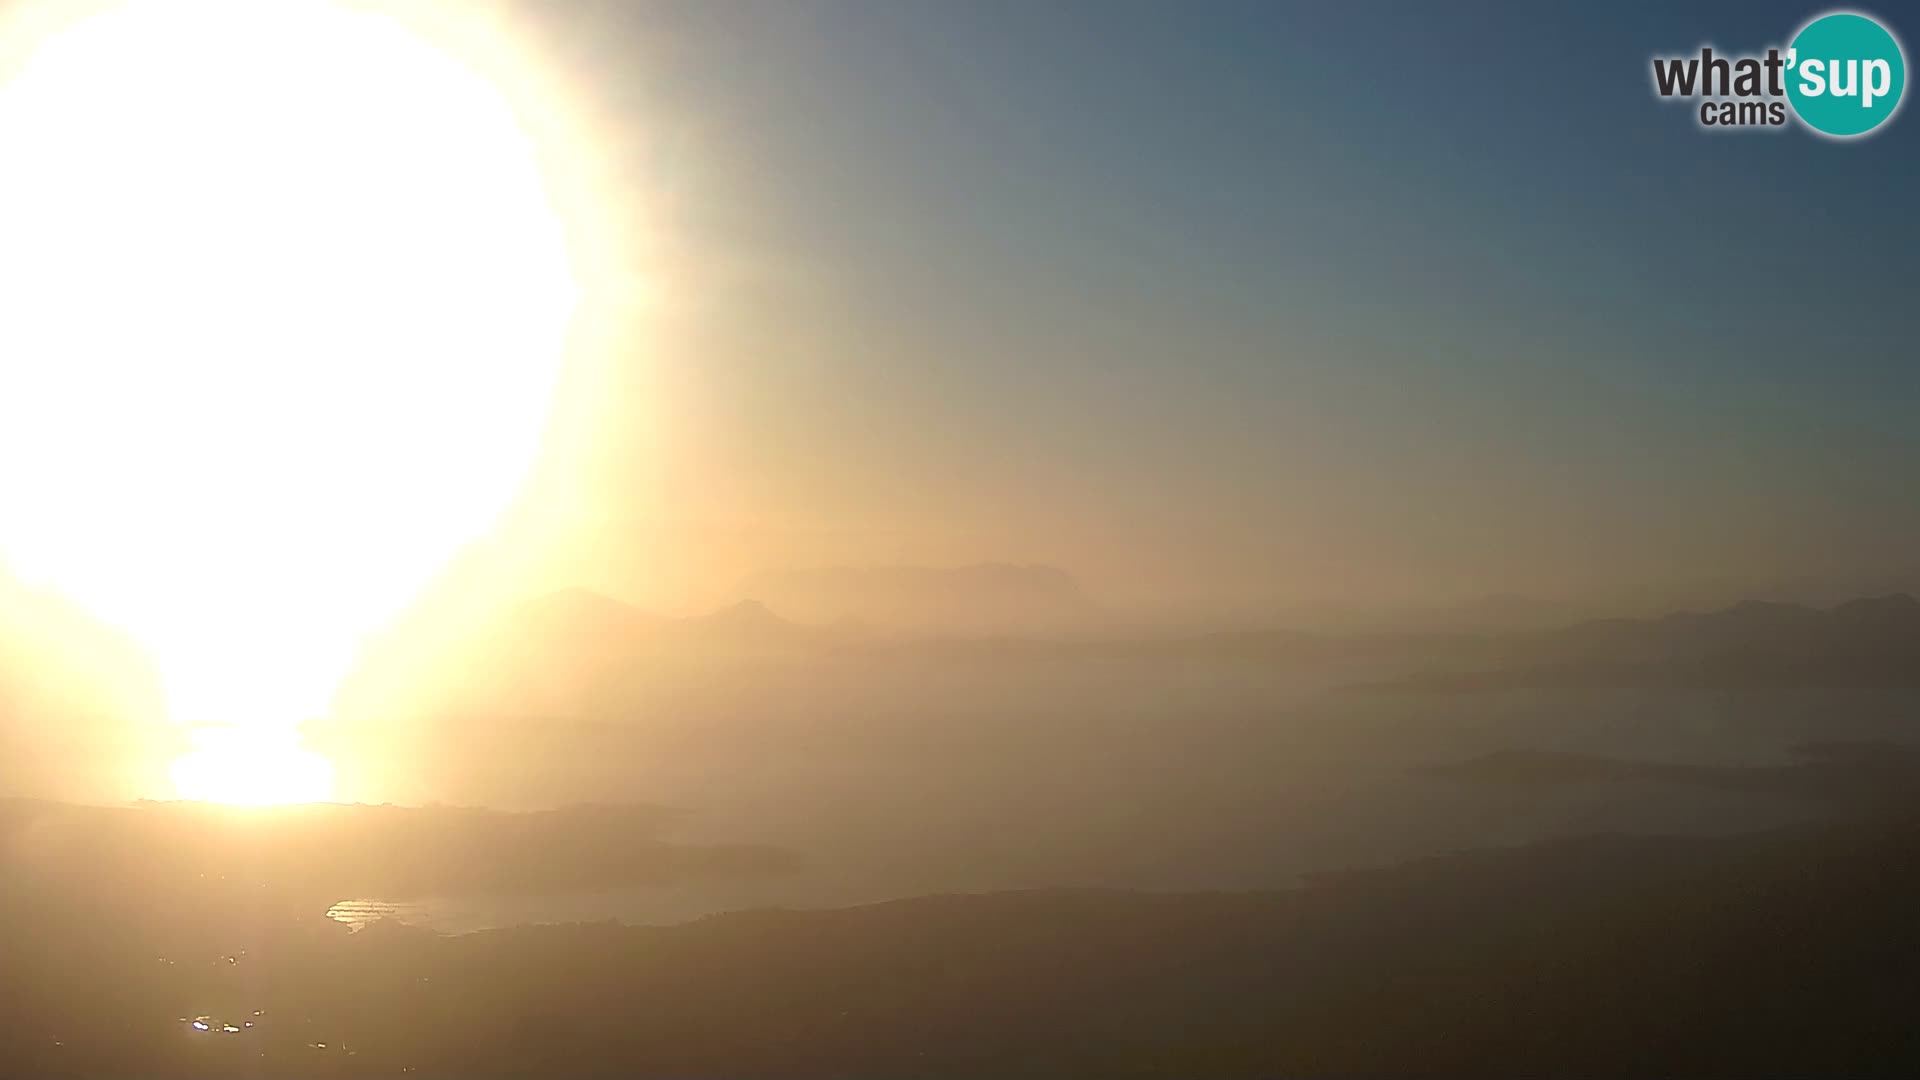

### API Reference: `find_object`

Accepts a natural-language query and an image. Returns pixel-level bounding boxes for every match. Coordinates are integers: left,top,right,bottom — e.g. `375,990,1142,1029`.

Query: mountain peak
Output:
710,597,777,622
688,598,797,637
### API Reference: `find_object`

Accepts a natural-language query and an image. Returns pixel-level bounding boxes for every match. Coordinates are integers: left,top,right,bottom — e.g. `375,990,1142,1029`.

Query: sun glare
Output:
171,724,335,804
0,0,594,801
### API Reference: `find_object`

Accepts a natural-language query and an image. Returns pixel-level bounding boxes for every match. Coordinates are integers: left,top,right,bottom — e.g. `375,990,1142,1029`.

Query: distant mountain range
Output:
736,562,1104,635
405,588,1920,678
1362,594,1920,693
329,589,1920,740
1426,740,1920,812
512,588,803,644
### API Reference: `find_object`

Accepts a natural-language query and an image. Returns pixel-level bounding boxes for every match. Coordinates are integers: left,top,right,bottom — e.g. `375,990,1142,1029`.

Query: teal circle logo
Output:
1786,11,1907,137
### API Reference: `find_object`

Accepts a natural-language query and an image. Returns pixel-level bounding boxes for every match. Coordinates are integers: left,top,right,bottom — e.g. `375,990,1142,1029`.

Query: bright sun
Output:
0,0,588,803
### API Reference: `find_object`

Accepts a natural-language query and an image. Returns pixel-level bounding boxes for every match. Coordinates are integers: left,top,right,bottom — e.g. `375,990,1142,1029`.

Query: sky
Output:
480,0,1920,619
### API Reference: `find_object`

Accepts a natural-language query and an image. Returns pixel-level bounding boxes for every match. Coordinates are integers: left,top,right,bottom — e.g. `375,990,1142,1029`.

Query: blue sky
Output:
516,0,1920,614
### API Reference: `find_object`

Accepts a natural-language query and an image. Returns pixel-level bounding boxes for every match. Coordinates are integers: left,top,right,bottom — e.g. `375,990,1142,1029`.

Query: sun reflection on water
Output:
326,897,436,930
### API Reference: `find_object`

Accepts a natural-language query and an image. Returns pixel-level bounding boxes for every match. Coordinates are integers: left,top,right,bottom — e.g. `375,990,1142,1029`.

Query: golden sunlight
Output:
0,0,593,801
171,724,335,804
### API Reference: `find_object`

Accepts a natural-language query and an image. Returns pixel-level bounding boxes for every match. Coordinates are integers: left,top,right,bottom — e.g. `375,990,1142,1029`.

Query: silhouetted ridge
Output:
738,562,1103,635
1364,594,1920,693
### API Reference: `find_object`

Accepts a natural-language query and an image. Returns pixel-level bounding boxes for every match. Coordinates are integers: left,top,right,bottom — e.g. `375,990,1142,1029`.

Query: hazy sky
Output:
490,0,1920,617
